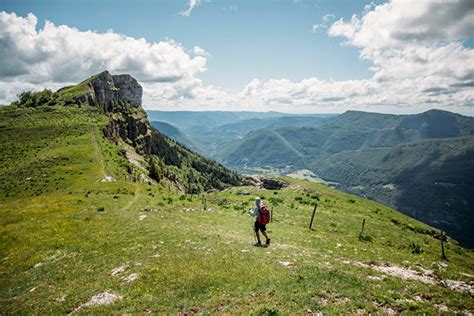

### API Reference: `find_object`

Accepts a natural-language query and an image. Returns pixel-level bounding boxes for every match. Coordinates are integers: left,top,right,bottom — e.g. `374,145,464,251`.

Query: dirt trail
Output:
90,125,108,179
123,186,140,212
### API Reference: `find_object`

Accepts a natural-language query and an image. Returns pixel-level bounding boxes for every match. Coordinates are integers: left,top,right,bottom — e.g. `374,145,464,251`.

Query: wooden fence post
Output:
309,204,317,230
358,219,366,240
441,230,447,260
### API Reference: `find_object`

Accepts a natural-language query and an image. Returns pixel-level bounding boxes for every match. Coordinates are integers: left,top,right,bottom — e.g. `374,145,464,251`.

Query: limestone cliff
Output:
72,71,142,108
69,70,151,154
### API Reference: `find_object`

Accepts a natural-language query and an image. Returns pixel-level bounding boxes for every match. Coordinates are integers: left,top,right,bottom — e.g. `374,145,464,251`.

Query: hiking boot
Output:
265,238,271,246
254,241,262,247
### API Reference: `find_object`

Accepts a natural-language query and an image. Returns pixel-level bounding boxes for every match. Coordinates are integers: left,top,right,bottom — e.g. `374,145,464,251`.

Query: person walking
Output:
249,197,271,247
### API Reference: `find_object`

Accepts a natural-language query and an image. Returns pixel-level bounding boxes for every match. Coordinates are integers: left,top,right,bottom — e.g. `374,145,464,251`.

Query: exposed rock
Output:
260,177,288,190
243,175,288,190
109,266,127,277
87,71,142,109
243,175,262,186
74,291,122,313
112,74,142,107
121,273,139,284
102,106,153,155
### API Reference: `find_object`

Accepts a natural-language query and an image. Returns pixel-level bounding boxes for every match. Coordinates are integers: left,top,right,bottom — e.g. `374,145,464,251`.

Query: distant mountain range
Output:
149,109,474,247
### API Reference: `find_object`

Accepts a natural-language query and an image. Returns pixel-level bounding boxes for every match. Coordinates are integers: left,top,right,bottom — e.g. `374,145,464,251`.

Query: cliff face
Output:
103,110,153,154
91,71,142,108
72,71,142,109
83,71,151,154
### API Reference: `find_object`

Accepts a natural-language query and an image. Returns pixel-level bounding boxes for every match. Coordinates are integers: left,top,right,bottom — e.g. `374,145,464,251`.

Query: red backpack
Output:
257,204,271,225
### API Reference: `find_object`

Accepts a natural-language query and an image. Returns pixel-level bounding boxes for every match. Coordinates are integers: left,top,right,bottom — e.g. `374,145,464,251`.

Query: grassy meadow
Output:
0,105,473,314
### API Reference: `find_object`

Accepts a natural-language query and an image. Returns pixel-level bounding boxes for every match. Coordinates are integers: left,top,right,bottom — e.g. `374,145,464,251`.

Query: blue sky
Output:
1,0,378,92
0,0,473,114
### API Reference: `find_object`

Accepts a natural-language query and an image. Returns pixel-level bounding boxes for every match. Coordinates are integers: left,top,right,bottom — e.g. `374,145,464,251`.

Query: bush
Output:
97,206,105,212
269,197,283,205
14,89,54,107
359,234,373,242
258,307,279,316
149,159,164,182
410,243,424,254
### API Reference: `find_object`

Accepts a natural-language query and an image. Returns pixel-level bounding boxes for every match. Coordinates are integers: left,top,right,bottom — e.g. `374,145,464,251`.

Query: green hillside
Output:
151,121,208,155
149,113,333,158
219,129,306,170
1,76,473,314
312,137,474,246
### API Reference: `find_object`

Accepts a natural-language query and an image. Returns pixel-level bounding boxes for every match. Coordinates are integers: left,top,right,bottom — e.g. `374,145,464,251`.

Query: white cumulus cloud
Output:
0,11,208,105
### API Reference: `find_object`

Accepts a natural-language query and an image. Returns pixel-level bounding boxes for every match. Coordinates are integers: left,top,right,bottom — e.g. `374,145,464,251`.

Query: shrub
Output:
97,206,105,212
410,243,424,254
359,234,373,242
258,307,279,316
269,197,283,205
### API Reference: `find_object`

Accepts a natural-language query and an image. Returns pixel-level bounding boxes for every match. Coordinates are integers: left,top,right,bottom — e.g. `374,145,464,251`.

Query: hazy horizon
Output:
145,108,473,117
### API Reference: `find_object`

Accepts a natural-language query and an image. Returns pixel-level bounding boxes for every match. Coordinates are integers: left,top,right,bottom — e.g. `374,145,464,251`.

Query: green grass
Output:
0,105,473,314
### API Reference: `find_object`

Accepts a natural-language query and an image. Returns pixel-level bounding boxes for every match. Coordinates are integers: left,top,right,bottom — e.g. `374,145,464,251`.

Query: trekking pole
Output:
252,221,257,243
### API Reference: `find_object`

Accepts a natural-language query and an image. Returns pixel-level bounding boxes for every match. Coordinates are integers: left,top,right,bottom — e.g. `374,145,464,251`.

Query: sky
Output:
0,0,473,115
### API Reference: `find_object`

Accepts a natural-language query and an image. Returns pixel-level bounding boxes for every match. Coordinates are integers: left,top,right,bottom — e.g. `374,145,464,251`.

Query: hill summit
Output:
69,70,143,108
10,70,242,193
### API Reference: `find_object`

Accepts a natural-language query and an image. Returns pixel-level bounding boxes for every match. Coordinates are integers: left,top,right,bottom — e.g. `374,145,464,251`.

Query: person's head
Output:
255,197,261,206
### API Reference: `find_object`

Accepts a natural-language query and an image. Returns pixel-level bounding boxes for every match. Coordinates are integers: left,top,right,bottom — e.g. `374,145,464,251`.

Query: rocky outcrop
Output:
261,177,288,190
112,74,142,107
243,175,262,186
76,70,151,154
82,71,142,109
103,113,153,154
243,175,288,190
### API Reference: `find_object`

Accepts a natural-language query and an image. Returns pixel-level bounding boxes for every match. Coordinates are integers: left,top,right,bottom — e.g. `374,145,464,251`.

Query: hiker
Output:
248,197,271,247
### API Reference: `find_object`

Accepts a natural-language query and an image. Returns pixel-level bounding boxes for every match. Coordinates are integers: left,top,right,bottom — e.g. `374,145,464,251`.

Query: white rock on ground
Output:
121,273,138,284
109,266,126,276
73,292,122,313
100,176,115,182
